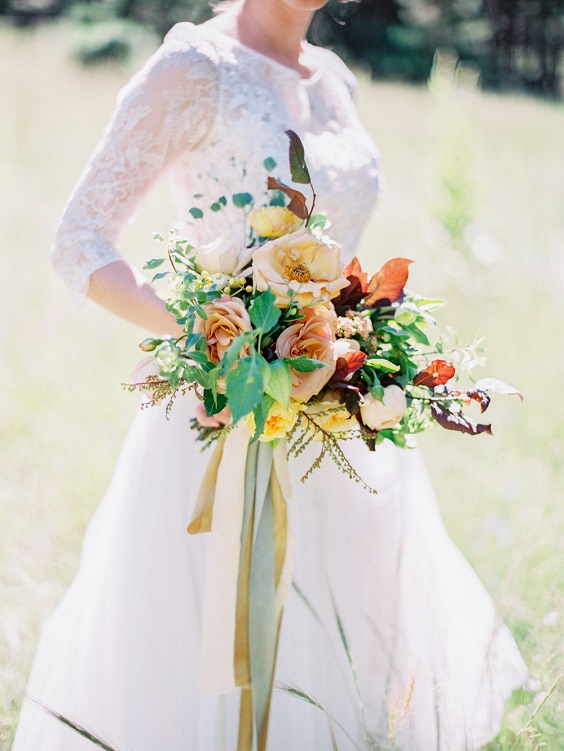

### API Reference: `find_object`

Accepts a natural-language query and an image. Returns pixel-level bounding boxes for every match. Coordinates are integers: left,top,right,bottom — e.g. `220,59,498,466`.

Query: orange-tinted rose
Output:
193,295,251,365
275,306,337,402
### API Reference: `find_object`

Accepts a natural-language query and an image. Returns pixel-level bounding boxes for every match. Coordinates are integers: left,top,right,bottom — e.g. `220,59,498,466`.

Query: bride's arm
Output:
52,37,218,335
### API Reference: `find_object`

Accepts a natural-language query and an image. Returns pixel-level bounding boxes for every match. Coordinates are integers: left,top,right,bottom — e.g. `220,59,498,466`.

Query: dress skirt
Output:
13,391,527,751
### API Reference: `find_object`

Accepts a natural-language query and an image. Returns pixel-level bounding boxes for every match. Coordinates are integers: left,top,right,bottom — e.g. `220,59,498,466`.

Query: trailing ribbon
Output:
188,424,293,751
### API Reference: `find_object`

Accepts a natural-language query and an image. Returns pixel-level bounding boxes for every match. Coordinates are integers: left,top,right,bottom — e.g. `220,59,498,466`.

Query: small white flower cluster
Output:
336,311,373,339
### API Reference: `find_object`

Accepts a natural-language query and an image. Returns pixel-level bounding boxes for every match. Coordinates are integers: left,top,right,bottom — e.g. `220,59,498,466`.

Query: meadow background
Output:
0,21,563,750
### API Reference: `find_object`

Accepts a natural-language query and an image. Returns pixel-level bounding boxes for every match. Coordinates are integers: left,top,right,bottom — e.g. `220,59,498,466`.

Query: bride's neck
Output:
220,0,314,70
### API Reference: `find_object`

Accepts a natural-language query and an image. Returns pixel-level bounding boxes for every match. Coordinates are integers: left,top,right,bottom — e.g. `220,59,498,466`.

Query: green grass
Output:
1,22,564,750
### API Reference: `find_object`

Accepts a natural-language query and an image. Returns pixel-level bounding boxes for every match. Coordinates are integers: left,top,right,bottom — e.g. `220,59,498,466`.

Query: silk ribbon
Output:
188,425,293,750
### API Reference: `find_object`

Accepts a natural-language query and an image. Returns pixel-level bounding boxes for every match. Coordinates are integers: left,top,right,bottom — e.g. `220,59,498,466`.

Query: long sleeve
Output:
52,33,219,296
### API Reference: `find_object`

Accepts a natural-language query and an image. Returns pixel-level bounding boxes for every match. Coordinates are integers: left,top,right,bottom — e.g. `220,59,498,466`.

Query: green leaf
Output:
285,129,310,185
249,288,281,334
217,331,256,376
144,258,165,270
264,359,293,408
401,323,430,346
250,394,275,443
285,355,328,373
263,156,277,172
269,192,285,207
232,192,253,208
226,355,264,423
203,389,228,417
152,271,170,282
189,207,204,219
364,357,401,374
218,195,227,206
210,202,222,212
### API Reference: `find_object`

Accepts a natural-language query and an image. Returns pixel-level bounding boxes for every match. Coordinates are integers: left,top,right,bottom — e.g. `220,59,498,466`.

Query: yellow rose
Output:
275,306,337,402
245,401,298,441
248,206,303,239
252,227,349,308
194,235,252,276
360,385,407,431
306,392,359,435
193,294,251,365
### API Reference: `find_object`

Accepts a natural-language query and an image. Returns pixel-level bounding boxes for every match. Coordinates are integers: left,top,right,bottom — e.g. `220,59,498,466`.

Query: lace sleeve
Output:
52,34,219,296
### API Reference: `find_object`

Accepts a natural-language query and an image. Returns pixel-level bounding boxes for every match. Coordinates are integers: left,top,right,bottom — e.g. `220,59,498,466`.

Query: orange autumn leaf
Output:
332,350,367,381
365,258,413,306
413,359,456,388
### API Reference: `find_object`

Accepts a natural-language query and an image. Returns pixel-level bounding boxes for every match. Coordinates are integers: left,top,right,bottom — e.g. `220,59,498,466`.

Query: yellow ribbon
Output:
188,425,293,749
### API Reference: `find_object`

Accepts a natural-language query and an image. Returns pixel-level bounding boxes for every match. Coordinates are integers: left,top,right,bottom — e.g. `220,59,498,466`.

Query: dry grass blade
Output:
509,673,564,751
278,683,365,751
27,698,120,751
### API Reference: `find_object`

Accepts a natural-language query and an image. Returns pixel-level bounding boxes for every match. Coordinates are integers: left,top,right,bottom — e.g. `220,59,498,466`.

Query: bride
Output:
13,1,527,749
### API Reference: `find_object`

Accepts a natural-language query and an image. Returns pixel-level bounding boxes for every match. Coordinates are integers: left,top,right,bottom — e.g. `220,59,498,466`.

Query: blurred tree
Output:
1,0,562,97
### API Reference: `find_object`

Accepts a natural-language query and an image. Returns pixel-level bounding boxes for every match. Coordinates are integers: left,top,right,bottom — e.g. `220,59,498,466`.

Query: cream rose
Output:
193,295,251,365
360,385,407,431
194,235,253,276
275,306,337,402
252,227,349,307
248,206,303,239
306,391,358,434
246,401,298,442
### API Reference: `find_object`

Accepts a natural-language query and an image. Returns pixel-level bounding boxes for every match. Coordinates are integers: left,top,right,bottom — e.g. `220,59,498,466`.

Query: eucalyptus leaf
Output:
144,258,165,270
189,207,204,219
232,192,253,208
364,357,401,374
263,157,277,172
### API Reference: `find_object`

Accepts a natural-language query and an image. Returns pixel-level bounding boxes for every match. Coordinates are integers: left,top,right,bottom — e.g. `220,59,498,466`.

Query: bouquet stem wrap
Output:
188,425,293,751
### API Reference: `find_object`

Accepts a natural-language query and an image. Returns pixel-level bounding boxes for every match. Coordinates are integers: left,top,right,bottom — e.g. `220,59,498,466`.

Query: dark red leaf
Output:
431,403,492,436
414,360,456,388
267,176,307,220
466,389,492,413
365,258,413,307
332,350,367,381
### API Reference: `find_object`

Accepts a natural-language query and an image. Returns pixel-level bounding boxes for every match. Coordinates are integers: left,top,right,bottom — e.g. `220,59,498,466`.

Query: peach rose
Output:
360,385,407,431
248,206,303,239
194,235,253,276
275,306,337,402
252,227,349,307
193,295,251,365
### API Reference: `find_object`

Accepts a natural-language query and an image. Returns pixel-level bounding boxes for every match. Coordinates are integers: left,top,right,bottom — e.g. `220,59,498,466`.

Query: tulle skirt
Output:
13,392,527,751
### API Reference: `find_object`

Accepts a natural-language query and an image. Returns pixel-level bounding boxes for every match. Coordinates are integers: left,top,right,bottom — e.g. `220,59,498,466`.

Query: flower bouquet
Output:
128,131,521,751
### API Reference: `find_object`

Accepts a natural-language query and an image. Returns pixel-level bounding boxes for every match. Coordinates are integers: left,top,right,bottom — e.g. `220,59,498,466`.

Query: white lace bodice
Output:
52,21,380,296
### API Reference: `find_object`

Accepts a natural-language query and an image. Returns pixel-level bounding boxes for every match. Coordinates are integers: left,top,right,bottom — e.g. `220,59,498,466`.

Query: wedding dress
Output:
13,21,527,751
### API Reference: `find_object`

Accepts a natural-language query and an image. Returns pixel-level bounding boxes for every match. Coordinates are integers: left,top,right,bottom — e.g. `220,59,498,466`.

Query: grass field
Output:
1,22,563,750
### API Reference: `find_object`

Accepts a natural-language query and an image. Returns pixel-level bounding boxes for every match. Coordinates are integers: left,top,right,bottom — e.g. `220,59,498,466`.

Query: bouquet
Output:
132,131,519,487
128,131,521,751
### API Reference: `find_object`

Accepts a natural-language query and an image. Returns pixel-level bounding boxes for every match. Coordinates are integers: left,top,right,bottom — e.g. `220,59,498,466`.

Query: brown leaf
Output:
430,403,492,436
332,350,367,381
466,389,492,413
365,258,413,307
413,360,456,388
267,176,308,220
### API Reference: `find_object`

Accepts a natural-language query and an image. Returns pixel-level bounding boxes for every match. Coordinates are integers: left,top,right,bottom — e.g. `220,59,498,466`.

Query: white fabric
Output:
15,21,526,751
